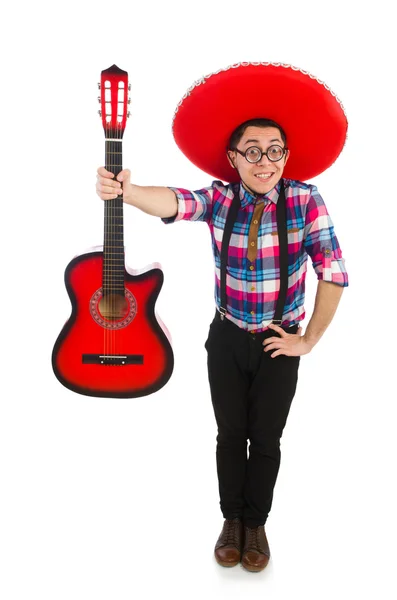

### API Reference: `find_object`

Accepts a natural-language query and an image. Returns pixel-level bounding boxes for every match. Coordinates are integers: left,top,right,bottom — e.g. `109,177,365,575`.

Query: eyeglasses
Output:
230,144,288,163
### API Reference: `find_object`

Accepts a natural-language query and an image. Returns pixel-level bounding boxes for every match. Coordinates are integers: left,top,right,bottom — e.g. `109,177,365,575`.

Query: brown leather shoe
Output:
214,517,244,567
241,525,271,572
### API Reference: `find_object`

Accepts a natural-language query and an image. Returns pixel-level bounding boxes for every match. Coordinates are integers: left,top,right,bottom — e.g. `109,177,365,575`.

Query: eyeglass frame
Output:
229,144,289,163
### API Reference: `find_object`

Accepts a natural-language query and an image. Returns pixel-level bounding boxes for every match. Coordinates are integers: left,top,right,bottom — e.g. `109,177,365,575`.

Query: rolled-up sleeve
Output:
161,183,215,224
303,185,349,287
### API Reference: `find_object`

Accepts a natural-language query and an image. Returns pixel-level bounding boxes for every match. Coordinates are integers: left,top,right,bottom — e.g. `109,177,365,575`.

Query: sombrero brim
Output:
172,62,348,182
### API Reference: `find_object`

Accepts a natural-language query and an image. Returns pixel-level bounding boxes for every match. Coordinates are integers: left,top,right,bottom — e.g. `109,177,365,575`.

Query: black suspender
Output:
219,183,241,318
274,179,288,324
219,179,288,326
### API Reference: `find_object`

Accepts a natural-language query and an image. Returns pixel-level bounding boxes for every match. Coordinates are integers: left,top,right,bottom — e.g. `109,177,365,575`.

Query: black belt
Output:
219,179,288,325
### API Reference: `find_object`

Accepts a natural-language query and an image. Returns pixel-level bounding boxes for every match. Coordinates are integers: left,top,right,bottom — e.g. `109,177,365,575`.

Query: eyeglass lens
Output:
246,145,284,162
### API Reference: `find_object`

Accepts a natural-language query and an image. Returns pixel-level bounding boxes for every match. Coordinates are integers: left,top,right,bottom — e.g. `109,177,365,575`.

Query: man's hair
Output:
228,118,287,150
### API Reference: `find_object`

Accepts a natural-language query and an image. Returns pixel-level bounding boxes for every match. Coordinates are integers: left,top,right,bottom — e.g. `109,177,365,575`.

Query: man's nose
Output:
256,154,273,167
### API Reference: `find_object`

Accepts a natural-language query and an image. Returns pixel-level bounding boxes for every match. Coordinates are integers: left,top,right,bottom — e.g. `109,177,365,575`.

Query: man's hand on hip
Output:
262,324,314,357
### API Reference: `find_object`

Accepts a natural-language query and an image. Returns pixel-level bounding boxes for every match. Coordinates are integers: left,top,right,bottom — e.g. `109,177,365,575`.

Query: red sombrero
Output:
172,62,348,182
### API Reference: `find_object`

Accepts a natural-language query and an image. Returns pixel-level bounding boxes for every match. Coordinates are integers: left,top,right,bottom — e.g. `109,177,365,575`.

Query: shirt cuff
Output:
318,245,349,286
161,187,185,224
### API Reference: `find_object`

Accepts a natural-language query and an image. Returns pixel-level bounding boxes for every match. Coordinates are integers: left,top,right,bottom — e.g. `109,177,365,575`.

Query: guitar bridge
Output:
82,354,144,366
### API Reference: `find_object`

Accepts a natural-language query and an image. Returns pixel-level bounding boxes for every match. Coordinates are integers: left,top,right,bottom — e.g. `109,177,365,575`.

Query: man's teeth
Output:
255,173,273,179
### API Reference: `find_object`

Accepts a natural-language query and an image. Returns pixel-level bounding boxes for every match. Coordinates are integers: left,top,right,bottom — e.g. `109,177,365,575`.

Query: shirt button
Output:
251,286,255,291
250,330,256,334
253,219,258,224
250,241,255,246
249,266,254,271
250,310,255,315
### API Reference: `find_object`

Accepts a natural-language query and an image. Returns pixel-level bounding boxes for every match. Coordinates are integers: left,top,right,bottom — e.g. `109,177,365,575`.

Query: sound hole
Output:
98,294,129,320
90,288,137,330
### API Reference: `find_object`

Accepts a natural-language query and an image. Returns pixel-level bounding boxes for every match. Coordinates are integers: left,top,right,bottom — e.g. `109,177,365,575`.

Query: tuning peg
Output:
98,97,101,103
98,83,101,89
127,112,130,118
98,110,102,116
128,97,131,104
128,83,131,91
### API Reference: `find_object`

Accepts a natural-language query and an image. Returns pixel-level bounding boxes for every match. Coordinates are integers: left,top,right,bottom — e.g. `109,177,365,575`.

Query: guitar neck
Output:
103,135,124,295
99,64,129,296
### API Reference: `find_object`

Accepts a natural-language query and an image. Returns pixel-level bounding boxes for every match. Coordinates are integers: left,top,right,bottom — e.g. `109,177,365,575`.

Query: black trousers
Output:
205,311,300,528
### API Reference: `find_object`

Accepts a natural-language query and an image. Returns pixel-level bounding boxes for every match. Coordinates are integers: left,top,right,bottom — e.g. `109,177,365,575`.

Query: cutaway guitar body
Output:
52,250,173,397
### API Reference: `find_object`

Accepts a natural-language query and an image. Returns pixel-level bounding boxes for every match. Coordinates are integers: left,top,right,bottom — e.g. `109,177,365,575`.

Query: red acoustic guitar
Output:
52,64,174,398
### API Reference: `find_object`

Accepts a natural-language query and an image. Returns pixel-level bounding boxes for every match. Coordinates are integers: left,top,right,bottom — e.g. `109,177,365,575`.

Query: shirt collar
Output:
239,179,282,208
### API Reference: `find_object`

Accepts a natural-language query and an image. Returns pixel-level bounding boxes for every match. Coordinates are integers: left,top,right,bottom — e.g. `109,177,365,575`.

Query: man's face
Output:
227,126,289,195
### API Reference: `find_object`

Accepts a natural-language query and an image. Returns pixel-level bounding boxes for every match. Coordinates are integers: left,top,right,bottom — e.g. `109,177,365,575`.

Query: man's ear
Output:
227,150,237,169
284,149,290,165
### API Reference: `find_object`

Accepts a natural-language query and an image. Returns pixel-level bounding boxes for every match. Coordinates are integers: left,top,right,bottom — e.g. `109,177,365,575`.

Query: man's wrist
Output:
303,334,318,349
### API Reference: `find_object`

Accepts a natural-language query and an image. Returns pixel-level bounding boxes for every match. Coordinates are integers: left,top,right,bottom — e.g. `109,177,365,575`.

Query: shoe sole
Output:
241,563,267,572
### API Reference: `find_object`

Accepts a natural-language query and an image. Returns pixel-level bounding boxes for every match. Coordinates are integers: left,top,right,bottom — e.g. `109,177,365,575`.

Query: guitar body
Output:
52,250,174,397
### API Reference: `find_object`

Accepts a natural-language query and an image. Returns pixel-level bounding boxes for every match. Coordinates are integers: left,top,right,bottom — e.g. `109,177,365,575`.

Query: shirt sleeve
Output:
303,185,349,287
161,183,215,224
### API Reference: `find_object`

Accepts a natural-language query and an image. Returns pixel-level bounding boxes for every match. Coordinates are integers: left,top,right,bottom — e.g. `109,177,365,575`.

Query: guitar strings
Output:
117,117,121,361
113,124,117,360
103,78,126,364
116,86,125,363
115,116,121,360
104,121,108,360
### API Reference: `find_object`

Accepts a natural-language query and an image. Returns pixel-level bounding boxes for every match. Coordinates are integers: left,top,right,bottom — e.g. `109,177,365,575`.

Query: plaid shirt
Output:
162,178,348,332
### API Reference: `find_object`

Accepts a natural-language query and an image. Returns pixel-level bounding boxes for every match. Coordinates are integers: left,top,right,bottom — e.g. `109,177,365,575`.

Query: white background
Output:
1,1,396,598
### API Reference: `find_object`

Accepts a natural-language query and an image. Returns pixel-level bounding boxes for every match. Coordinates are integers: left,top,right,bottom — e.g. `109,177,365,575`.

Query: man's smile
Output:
255,173,275,180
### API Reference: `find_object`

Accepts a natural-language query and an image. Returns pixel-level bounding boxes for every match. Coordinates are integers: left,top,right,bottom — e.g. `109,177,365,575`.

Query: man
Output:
96,63,349,572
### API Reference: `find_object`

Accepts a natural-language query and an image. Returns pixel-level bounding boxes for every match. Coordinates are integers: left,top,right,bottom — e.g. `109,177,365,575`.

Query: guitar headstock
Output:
98,64,131,138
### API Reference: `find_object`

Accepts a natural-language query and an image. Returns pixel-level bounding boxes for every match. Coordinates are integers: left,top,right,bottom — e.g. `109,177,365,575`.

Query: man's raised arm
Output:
96,167,178,218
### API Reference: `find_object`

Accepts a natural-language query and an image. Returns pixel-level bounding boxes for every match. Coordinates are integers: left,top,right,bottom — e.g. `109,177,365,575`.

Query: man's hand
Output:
96,167,132,201
262,324,314,358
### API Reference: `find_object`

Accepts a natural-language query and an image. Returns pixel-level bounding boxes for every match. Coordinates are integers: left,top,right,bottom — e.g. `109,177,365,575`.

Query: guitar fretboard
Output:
103,136,124,296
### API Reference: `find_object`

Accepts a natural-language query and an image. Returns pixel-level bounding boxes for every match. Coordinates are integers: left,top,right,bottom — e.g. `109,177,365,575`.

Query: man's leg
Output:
243,329,301,527
205,318,250,519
